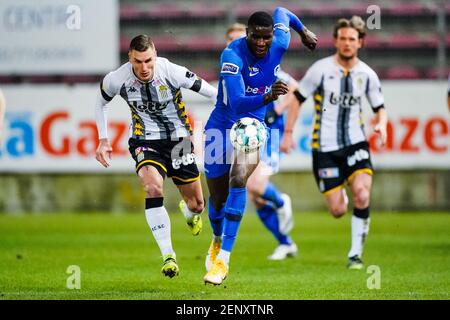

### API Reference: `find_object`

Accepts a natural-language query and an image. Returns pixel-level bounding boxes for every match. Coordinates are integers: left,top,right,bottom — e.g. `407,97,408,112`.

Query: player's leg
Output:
347,170,372,269
167,136,204,235
204,173,229,271
204,150,259,285
342,141,374,269
323,186,349,218
247,162,296,260
176,179,204,236
138,165,178,278
312,148,348,218
130,139,178,278
203,126,232,271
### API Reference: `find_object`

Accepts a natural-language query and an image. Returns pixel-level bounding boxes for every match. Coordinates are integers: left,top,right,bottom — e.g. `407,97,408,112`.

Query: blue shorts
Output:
204,125,234,179
204,113,268,179
260,125,283,173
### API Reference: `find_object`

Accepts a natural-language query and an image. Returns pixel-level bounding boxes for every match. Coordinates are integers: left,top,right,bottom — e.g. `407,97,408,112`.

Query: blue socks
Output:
221,188,247,252
257,204,291,245
208,199,225,237
261,182,284,208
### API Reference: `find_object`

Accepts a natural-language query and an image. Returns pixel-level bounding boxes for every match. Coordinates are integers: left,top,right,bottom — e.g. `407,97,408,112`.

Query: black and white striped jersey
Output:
95,57,217,141
298,56,384,152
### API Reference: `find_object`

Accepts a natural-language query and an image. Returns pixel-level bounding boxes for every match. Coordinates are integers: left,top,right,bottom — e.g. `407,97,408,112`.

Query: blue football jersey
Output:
206,17,292,129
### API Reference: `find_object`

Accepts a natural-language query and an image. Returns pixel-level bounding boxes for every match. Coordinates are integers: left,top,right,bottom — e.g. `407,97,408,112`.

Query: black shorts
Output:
128,137,200,185
312,141,373,194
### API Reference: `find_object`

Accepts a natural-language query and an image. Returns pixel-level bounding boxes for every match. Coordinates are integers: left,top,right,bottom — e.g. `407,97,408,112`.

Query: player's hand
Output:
374,122,387,146
95,138,113,168
299,26,318,51
270,80,289,100
280,132,295,154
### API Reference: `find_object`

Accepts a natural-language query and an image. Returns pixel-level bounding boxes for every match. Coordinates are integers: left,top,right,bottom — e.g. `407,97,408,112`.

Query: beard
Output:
338,51,356,61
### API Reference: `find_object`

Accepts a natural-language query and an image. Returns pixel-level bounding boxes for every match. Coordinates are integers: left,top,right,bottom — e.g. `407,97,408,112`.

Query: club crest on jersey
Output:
221,63,239,74
159,85,169,99
318,167,340,178
356,77,364,89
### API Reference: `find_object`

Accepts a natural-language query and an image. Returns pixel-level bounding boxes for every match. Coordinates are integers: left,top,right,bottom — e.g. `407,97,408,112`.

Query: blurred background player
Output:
0,89,5,143
281,16,388,269
225,23,299,260
447,74,450,112
203,7,317,285
94,35,217,278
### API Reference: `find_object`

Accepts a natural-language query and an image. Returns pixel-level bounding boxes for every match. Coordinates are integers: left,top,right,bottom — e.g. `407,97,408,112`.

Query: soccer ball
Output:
230,117,267,153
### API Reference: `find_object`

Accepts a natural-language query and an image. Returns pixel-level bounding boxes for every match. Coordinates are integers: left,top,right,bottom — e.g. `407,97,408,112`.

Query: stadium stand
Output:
1,0,448,83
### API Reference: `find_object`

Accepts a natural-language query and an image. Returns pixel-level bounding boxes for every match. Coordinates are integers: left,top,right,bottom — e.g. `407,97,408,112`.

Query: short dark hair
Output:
248,11,273,29
333,16,366,39
129,34,155,52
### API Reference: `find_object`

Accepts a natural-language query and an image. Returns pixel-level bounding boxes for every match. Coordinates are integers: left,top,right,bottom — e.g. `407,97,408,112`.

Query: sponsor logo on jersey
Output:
347,149,370,167
249,66,259,77
329,92,361,108
133,101,169,112
135,147,156,156
318,167,340,178
185,71,195,78
274,64,280,76
245,85,271,95
172,153,195,170
274,23,289,33
221,63,239,74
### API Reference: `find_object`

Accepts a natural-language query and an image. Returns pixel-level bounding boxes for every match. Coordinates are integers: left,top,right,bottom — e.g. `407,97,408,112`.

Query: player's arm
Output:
367,71,388,146
273,7,317,51
224,75,288,113
189,77,217,100
280,63,321,153
373,107,388,146
448,93,450,112
447,88,450,112
280,90,305,153
447,75,450,112
274,72,300,115
220,51,288,113
167,62,217,101
94,75,115,168
0,89,5,143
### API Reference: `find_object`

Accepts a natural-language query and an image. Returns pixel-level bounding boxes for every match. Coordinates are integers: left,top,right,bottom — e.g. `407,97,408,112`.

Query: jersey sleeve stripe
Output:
190,79,202,92
372,104,385,112
100,82,113,102
294,90,307,103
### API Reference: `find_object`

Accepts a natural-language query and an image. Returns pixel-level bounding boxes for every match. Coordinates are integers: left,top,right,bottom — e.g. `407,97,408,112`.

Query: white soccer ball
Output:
230,117,267,153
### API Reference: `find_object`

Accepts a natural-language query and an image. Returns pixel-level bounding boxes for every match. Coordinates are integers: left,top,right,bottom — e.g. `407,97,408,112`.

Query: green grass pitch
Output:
0,211,449,300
